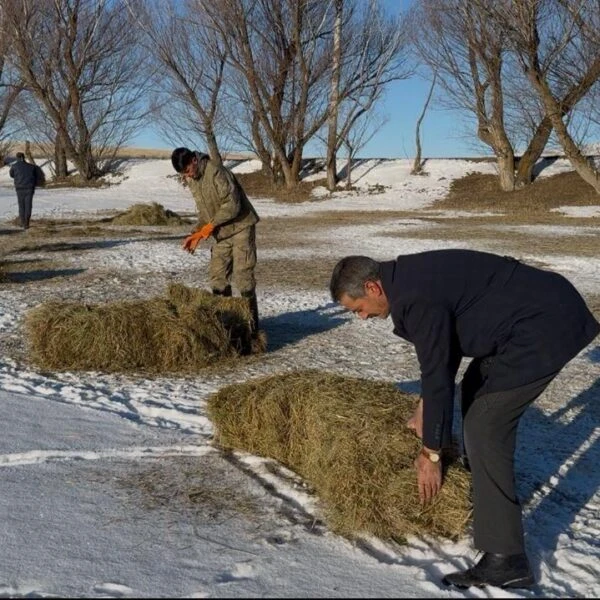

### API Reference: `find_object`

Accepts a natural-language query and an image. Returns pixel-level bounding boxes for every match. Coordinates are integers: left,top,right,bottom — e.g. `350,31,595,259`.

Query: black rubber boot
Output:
442,552,534,589
212,285,232,297
241,290,259,337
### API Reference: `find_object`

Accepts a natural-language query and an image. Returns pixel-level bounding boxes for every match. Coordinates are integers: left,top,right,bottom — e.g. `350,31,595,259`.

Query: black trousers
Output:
16,188,34,229
461,358,559,555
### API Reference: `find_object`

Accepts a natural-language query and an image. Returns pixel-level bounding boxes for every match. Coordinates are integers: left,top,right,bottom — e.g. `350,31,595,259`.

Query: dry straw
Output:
25,283,264,373
110,202,189,226
208,370,472,543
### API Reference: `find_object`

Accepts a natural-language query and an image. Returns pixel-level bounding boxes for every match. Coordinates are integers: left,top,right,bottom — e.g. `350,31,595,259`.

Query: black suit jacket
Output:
379,249,600,450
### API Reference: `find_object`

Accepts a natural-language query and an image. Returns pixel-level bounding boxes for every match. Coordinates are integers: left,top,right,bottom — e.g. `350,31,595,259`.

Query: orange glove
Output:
198,222,215,239
182,223,214,254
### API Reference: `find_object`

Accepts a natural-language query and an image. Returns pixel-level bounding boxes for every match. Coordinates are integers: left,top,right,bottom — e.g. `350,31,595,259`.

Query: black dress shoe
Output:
442,552,535,589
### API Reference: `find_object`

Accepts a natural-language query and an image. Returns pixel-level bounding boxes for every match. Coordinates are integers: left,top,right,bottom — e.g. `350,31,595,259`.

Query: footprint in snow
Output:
215,561,256,583
91,582,134,597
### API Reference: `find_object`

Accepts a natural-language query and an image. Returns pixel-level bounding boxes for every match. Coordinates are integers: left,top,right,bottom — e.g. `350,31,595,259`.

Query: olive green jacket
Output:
187,152,259,241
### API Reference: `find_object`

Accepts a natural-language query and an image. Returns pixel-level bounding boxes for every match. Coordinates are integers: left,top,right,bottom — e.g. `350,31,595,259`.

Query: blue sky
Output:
133,0,486,159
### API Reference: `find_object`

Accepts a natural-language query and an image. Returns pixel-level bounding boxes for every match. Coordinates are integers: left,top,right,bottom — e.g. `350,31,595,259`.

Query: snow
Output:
552,206,600,217
0,156,599,598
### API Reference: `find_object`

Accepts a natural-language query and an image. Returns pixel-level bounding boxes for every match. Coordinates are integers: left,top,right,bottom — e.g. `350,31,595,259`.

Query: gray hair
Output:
329,255,381,301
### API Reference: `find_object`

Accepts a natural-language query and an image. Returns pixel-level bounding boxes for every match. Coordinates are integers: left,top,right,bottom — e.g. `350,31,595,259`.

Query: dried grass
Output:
435,170,599,215
208,370,472,543
110,202,189,226
25,283,265,373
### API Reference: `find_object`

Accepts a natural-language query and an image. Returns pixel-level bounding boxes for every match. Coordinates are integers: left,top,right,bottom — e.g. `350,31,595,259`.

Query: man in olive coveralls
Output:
171,147,260,337
329,249,599,590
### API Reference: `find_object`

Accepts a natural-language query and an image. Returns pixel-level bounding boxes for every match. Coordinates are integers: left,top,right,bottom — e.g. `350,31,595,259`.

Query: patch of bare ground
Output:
587,294,600,321
237,170,328,203
380,223,600,258
257,256,339,290
0,257,78,284
434,170,599,217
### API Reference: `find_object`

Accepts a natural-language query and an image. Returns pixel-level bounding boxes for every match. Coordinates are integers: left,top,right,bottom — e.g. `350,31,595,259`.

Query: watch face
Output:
429,452,440,463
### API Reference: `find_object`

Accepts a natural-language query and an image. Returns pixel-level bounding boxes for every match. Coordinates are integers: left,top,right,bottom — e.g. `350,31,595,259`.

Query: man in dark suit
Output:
9,152,40,230
329,249,599,590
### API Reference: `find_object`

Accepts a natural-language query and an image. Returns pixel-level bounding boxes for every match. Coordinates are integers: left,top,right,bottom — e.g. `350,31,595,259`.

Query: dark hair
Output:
171,147,195,173
329,255,381,301
16,152,25,160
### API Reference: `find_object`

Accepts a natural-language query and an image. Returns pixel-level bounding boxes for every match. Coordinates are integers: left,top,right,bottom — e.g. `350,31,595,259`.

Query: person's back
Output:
9,156,37,189
380,248,599,392
9,153,38,229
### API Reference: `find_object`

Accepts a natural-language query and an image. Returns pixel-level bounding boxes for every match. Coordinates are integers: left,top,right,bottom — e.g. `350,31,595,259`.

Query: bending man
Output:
329,249,599,590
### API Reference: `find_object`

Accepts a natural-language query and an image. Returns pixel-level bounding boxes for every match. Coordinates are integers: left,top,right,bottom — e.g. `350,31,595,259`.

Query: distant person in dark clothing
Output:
329,249,599,591
9,152,40,230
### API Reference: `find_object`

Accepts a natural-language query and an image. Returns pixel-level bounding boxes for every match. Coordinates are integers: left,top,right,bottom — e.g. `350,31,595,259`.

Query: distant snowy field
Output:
0,156,598,598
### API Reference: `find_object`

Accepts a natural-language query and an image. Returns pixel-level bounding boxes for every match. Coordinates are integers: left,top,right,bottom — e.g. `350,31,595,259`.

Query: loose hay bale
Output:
208,370,472,542
110,202,188,226
24,283,263,373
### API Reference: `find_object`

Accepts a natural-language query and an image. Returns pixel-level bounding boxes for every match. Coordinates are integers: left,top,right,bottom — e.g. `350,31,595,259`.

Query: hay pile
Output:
25,283,264,373
110,202,188,226
208,370,472,542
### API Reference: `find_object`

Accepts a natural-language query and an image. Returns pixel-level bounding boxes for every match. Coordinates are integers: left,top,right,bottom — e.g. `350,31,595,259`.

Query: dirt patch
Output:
257,256,338,290
114,456,265,520
380,223,600,258
237,170,328,203
587,294,600,321
435,171,599,215
0,257,81,284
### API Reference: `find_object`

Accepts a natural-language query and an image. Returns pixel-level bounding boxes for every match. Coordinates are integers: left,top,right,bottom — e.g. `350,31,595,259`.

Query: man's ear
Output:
364,280,383,297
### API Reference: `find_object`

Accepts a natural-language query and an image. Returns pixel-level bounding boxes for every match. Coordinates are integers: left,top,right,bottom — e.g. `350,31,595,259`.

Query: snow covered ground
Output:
0,156,599,598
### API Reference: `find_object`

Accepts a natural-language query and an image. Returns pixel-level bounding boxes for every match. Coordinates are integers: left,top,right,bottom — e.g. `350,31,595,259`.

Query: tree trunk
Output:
25,140,36,164
251,112,273,178
326,0,342,191
515,116,552,186
411,73,436,175
497,149,515,192
75,143,101,180
54,134,68,179
287,146,304,189
528,72,600,193
344,141,354,187
205,129,223,168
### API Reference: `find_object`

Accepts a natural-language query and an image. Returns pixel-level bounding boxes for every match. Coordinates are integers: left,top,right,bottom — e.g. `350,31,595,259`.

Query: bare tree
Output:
128,0,227,166
198,0,333,188
494,0,600,193
325,0,343,191
413,0,520,190
411,72,437,175
341,109,387,187
199,0,410,189
412,0,600,191
324,0,412,191
7,0,149,180
0,2,23,162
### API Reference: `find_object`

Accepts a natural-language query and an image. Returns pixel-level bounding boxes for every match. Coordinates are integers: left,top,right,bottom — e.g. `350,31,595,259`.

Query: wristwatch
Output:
420,447,441,463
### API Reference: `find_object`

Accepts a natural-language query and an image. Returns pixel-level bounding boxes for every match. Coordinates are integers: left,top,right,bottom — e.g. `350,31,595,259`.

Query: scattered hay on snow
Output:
25,283,265,373
208,370,472,543
110,202,189,226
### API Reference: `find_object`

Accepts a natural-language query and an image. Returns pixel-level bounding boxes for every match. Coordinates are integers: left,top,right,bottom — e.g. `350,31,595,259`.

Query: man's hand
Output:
182,223,215,254
197,222,215,239
414,448,442,505
406,397,423,439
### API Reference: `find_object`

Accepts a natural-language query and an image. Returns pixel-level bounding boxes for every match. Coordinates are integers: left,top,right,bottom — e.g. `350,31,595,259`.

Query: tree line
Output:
0,0,598,193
